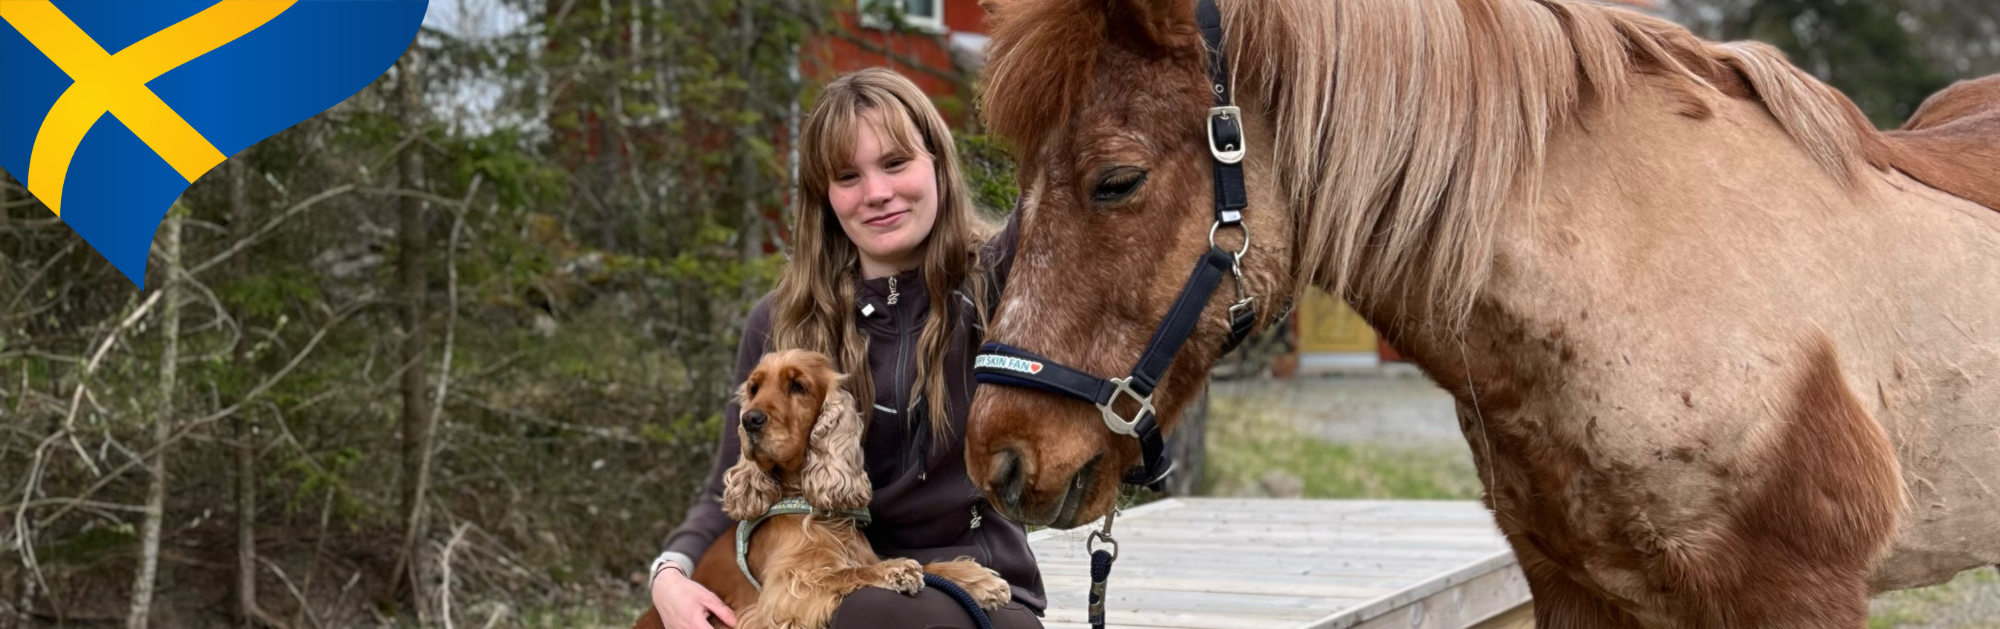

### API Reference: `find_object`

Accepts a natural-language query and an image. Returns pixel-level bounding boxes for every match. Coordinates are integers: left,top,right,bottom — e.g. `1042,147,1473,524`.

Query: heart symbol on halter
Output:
1028,362,1043,374
1,0,428,287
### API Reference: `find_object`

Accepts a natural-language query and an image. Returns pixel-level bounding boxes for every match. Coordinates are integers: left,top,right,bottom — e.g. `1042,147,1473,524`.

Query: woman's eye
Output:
834,172,859,184
885,158,908,171
1092,169,1147,204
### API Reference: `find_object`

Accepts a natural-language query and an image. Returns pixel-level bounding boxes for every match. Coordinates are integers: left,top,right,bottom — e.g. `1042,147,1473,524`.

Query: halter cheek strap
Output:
972,0,1258,492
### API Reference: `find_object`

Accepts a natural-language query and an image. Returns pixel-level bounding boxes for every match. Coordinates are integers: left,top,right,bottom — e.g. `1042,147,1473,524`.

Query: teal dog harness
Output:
735,497,873,590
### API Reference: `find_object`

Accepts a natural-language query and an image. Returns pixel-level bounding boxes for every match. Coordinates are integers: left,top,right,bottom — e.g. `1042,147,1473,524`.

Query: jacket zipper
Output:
890,276,918,479
972,504,994,565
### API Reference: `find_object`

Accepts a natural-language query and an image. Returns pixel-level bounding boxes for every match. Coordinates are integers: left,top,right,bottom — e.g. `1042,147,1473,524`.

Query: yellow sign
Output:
1295,289,1377,354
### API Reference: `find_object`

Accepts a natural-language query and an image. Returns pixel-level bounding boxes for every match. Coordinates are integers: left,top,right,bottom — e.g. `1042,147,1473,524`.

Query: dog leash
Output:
1088,510,1120,629
735,497,872,591
924,573,996,629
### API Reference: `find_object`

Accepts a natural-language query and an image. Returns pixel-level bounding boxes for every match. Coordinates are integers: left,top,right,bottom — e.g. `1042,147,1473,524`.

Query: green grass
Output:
1868,567,2000,629
1202,396,1483,500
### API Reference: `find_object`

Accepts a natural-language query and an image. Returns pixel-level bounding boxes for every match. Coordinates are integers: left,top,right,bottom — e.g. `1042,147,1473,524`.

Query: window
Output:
859,0,943,33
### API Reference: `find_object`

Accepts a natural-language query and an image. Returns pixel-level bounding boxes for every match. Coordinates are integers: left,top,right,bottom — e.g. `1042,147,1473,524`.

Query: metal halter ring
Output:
1097,377,1153,437
1088,529,1120,561
1208,221,1251,261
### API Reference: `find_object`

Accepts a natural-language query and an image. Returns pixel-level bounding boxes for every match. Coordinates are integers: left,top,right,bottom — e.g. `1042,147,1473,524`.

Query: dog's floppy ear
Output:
722,380,780,520
722,447,780,521
801,388,871,512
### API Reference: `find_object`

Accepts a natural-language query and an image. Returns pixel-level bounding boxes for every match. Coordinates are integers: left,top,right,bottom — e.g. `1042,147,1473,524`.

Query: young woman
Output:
646,68,1041,629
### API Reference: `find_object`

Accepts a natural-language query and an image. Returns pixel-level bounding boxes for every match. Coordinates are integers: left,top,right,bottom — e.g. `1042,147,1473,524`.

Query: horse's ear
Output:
1109,0,1196,50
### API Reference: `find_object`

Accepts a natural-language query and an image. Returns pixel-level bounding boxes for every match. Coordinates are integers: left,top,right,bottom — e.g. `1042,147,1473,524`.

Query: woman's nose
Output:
861,172,894,206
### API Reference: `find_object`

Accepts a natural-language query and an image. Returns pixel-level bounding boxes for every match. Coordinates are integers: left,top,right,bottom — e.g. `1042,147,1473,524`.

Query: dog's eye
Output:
748,383,760,396
789,379,807,395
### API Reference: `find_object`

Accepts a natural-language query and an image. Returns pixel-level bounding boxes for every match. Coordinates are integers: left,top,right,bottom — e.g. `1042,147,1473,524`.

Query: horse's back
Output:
1882,74,2000,211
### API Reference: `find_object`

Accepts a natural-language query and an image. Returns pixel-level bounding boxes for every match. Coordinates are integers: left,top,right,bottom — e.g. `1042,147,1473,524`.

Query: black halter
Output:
974,0,1255,492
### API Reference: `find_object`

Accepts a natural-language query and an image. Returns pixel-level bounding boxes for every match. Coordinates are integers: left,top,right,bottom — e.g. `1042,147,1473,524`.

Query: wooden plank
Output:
1026,498,1530,629
1304,552,1531,629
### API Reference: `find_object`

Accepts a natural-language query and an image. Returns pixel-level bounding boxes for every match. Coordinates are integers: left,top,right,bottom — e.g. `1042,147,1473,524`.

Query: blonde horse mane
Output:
981,0,1890,329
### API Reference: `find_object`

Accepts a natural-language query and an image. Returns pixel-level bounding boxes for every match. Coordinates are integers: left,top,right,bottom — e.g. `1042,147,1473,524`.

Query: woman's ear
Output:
721,430,780,521
801,389,871,512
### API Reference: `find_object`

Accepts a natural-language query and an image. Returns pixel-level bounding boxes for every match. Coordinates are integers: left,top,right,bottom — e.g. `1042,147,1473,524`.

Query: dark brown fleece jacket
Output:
659,212,1044,612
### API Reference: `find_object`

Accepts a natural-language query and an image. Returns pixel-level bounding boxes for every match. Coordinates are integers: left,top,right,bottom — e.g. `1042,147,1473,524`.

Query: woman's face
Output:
826,113,938,279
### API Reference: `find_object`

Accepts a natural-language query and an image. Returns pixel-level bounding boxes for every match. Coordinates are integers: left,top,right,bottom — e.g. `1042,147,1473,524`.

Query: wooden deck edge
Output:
1026,498,1190,543
1300,549,1531,629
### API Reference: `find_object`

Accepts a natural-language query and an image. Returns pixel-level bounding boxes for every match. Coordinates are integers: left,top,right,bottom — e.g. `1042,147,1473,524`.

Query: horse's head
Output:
967,0,1293,528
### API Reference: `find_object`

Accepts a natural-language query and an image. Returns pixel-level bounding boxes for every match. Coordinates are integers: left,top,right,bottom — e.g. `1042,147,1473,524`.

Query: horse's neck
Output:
1364,71,2000,415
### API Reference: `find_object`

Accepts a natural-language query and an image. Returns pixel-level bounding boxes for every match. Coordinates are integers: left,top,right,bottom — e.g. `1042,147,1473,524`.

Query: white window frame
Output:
858,0,945,34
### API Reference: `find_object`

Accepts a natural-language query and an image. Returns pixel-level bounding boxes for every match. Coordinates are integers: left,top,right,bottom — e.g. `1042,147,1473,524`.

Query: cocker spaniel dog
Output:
636,349,1010,629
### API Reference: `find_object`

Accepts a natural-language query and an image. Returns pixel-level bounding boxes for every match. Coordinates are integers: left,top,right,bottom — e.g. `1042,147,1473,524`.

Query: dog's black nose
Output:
742,410,768,432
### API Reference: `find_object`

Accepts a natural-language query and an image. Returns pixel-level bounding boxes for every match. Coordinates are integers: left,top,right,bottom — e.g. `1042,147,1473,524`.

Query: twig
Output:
188,184,357,277
61,290,166,476
257,556,321,629
438,522,472,629
35,308,352,530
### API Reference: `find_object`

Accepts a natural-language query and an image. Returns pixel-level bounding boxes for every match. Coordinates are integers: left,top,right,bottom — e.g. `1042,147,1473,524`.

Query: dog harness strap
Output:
735,497,871,591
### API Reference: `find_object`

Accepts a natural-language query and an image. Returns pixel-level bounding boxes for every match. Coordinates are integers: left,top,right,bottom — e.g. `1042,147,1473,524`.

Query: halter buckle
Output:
1207,106,1246,164
1098,377,1154,437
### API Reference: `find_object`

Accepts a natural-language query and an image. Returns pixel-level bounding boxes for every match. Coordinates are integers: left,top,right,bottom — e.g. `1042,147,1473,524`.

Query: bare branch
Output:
189,183,357,277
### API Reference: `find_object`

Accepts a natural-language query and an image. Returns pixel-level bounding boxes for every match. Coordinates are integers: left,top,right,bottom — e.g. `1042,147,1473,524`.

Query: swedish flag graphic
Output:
1,0,428,287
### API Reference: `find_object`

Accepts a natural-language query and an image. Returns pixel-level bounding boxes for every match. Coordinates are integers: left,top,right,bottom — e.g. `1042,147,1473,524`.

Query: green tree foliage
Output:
1678,0,1999,127
1,0,830,624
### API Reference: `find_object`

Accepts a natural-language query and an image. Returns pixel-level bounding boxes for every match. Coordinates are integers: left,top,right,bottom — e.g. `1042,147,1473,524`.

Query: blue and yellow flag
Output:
1,0,428,287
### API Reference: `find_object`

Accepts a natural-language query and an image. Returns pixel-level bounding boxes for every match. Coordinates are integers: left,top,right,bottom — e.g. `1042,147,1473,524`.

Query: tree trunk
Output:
737,0,762,287
1166,384,1209,497
389,48,436,622
127,204,183,629
226,153,270,628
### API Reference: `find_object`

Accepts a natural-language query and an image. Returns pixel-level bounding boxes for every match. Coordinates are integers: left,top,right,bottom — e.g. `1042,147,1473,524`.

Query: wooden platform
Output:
1027,498,1531,629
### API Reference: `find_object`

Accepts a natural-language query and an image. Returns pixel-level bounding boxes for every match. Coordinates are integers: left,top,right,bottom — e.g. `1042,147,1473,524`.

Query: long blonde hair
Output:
772,68,994,446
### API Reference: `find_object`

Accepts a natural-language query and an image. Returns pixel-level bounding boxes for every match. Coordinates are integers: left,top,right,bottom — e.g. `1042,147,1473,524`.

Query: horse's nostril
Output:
989,449,1025,509
743,410,768,432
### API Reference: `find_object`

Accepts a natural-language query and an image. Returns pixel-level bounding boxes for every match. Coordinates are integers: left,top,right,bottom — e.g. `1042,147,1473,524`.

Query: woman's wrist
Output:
648,550,693,589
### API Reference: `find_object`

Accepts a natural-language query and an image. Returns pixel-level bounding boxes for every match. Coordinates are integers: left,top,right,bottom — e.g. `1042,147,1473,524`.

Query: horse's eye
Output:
789,379,807,395
1092,168,1147,204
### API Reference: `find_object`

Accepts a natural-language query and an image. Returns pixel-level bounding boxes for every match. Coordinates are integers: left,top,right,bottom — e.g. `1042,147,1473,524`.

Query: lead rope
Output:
1088,510,1120,629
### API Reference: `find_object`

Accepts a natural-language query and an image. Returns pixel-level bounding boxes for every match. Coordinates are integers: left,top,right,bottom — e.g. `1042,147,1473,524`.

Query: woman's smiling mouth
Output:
864,210,908,228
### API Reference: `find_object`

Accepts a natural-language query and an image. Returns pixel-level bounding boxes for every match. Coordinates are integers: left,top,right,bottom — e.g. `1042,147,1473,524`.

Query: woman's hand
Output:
650,568,738,628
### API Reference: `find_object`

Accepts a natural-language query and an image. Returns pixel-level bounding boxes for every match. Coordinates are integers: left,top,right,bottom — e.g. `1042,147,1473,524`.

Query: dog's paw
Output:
881,558,925,595
923,560,1012,610
962,569,1012,610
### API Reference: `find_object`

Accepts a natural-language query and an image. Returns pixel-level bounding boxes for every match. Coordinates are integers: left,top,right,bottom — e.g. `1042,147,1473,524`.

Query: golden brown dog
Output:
636,349,1009,629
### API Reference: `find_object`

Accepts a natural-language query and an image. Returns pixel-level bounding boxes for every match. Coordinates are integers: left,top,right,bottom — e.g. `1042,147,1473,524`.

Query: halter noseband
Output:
974,0,1256,492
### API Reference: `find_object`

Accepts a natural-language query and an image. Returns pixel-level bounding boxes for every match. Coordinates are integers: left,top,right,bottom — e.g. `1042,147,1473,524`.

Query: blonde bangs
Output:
801,88,934,201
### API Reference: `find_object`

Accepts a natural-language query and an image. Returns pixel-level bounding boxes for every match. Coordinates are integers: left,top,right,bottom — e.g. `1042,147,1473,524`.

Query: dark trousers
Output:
827,587,1043,629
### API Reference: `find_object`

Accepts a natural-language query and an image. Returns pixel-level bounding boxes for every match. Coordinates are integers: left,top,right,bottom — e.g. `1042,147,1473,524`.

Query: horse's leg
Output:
1514,546,1645,629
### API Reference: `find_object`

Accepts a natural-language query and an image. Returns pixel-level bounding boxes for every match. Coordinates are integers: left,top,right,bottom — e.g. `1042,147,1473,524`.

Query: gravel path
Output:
1209,369,1465,449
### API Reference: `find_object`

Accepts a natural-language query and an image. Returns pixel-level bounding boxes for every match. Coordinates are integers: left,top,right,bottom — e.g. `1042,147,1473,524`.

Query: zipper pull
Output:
887,276,899,305
970,505,982,529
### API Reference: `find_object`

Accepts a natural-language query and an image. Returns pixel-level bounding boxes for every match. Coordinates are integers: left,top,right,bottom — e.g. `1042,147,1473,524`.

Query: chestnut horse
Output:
962,0,2000,626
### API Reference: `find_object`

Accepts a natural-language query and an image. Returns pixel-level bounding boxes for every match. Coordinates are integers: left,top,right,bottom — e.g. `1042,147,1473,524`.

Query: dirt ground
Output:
1206,370,2000,629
